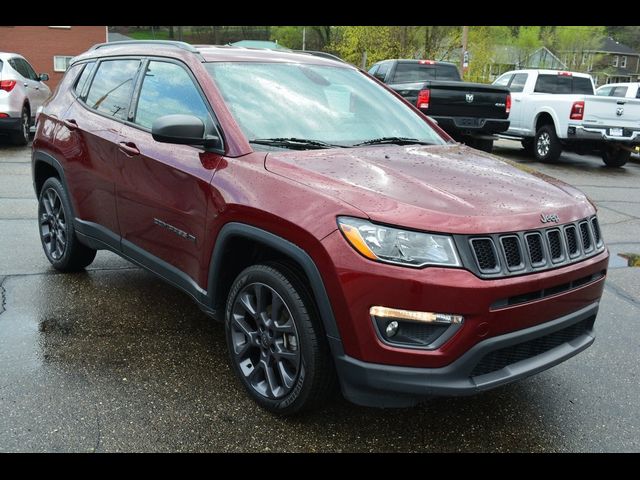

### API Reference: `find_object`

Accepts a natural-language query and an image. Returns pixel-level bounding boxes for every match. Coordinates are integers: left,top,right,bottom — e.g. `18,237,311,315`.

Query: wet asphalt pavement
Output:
1,138,639,452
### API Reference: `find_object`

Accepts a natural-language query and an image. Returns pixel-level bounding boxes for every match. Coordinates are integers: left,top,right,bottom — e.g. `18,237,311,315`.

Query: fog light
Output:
385,320,399,337
369,306,463,325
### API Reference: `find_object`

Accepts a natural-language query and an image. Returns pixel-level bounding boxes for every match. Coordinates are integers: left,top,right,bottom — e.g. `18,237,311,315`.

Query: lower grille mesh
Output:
470,317,594,377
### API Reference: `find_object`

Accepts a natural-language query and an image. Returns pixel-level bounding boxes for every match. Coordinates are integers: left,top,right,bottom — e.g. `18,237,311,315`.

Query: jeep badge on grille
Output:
540,213,560,223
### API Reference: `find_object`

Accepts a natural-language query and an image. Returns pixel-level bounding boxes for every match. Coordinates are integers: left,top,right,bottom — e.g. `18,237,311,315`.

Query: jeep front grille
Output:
464,216,605,278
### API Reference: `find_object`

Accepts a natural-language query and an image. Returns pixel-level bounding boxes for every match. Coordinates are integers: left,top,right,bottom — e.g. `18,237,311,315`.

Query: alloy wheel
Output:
230,282,301,399
536,132,551,158
39,188,67,261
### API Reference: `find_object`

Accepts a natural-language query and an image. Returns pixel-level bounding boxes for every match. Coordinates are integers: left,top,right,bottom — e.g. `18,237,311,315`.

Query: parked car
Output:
596,82,640,99
494,69,640,167
369,59,511,153
33,41,608,414
0,52,50,145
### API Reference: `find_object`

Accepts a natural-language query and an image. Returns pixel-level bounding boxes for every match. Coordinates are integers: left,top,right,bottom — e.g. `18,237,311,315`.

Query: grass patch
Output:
128,30,172,40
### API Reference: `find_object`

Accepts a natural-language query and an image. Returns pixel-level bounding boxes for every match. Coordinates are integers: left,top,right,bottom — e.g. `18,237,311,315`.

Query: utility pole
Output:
302,27,306,51
461,25,469,80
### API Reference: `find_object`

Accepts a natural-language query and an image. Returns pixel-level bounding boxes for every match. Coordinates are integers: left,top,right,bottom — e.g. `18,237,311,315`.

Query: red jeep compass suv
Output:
32,41,608,414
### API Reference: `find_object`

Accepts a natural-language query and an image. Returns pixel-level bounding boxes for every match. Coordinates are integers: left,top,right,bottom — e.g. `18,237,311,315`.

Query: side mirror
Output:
151,114,222,150
39,73,49,82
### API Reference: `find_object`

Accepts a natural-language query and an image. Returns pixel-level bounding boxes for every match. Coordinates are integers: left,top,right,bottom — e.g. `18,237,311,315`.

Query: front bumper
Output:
333,302,597,407
570,124,640,144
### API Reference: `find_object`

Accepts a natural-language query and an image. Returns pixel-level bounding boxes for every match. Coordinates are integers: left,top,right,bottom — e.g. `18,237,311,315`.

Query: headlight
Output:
337,216,461,268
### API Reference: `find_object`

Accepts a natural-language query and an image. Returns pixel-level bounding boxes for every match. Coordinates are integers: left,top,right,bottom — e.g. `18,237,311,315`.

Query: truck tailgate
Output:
427,81,509,119
584,96,640,129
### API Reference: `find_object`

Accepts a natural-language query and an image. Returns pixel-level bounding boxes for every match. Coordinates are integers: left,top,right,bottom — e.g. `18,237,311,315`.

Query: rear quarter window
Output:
74,61,96,98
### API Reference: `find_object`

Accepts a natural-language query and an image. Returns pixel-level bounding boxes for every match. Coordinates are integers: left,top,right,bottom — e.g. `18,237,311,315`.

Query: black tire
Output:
521,138,534,154
9,106,30,146
601,147,630,168
474,139,494,153
38,177,97,272
225,262,336,415
534,125,562,162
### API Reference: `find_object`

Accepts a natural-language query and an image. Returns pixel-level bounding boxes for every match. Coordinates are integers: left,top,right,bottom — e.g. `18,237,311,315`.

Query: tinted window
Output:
133,61,210,130
610,86,628,97
9,58,28,78
374,63,390,81
391,63,460,83
572,76,594,95
19,59,39,80
493,74,512,87
596,86,612,96
85,59,140,120
534,74,593,95
509,73,527,92
74,61,96,97
636,88,640,99
368,64,379,76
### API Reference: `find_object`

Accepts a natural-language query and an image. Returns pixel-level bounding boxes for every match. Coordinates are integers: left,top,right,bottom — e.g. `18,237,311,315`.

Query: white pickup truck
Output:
494,69,640,167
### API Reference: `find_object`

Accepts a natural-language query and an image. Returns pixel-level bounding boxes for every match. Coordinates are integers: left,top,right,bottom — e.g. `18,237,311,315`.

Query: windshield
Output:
204,62,447,148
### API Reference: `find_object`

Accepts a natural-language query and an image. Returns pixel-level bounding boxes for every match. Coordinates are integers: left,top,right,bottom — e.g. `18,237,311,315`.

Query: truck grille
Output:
464,216,604,278
470,316,595,377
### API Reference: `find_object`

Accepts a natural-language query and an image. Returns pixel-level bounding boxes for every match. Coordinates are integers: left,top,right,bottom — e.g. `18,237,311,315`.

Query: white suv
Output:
0,52,51,145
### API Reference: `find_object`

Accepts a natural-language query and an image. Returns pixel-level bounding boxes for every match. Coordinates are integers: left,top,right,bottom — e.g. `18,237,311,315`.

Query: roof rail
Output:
90,40,200,54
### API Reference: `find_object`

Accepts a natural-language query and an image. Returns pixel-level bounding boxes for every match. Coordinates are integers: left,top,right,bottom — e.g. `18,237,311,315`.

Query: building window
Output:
612,55,619,67
621,56,627,68
582,53,588,65
53,56,73,72
49,26,71,29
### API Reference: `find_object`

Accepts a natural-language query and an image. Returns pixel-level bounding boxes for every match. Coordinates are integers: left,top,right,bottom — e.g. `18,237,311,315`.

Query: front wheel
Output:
601,147,630,168
225,263,336,415
38,177,97,271
534,125,562,162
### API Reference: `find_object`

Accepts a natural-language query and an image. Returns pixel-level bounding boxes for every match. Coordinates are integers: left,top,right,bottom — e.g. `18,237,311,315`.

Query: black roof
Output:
597,37,638,55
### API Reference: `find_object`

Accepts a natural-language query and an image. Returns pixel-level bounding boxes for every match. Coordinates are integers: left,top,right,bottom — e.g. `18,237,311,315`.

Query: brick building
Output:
0,26,107,90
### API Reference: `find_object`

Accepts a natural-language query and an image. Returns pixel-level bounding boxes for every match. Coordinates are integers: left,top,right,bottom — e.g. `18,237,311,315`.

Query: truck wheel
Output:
225,263,336,415
38,177,97,271
474,139,494,153
534,125,562,162
521,138,534,154
9,106,30,146
601,147,630,168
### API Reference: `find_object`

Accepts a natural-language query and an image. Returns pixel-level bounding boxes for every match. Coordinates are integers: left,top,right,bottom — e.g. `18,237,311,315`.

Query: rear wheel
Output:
601,147,630,168
9,106,30,146
225,263,336,415
534,125,562,162
38,177,97,271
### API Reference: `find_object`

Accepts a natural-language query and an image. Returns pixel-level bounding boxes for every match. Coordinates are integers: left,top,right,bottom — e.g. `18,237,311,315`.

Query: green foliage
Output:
271,26,303,50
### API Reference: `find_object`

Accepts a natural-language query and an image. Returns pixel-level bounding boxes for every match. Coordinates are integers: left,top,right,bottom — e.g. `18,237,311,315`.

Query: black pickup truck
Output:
369,59,511,152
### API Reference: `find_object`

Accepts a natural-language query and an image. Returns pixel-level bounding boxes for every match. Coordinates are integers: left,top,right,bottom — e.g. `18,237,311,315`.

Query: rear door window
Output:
9,58,29,79
610,86,629,97
132,60,210,130
508,73,528,92
85,59,141,120
19,59,39,80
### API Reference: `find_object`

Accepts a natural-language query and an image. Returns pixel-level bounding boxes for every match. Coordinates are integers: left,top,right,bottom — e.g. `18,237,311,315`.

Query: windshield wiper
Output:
249,137,346,150
353,137,434,147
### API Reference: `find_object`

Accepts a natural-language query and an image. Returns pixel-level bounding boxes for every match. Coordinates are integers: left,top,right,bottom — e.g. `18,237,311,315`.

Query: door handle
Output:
118,141,140,156
515,98,522,102
62,119,78,130
23,82,28,87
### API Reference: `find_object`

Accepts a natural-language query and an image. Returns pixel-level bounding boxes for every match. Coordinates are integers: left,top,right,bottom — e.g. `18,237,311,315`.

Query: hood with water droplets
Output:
265,144,594,234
